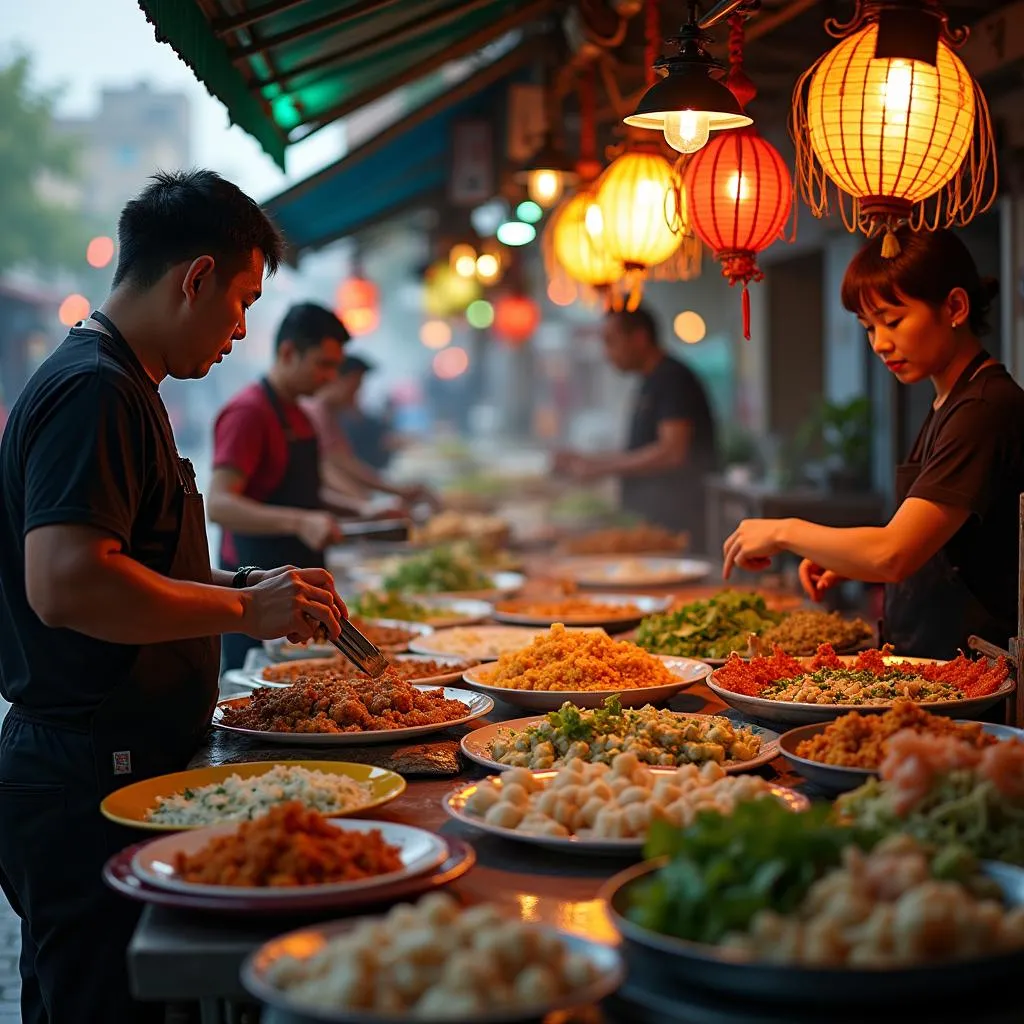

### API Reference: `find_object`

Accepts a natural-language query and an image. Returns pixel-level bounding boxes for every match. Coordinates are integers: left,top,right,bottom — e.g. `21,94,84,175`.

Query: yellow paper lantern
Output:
791,7,996,249
595,148,683,270
550,190,624,288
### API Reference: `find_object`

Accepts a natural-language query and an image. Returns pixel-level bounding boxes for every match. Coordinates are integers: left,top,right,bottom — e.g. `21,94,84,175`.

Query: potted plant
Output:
795,397,872,491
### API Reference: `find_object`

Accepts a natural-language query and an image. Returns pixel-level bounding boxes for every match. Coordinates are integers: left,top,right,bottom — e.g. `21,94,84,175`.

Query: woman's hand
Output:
722,519,786,579
798,559,844,602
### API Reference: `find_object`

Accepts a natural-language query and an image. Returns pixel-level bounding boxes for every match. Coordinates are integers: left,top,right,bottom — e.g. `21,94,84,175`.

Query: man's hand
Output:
240,566,347,641
799,559,845,602
722,519,786,579
295,510,343,551
553,451,601,481
398,483,441,510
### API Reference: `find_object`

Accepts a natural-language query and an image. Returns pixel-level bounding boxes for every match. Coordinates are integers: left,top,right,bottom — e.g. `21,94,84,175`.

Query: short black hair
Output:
275,302,351,353
340,355,373,376
112,169,284,289
842,228,999,336
607,305,660,346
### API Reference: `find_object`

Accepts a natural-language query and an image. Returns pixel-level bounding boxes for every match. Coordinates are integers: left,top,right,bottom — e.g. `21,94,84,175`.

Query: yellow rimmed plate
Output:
100,760,407,833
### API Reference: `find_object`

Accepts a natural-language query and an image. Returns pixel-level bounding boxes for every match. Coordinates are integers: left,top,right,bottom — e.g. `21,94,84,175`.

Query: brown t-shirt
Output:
906,363,1024,628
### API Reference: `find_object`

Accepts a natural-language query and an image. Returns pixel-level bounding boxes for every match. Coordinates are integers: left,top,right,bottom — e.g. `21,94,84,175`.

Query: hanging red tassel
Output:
741,282,751,341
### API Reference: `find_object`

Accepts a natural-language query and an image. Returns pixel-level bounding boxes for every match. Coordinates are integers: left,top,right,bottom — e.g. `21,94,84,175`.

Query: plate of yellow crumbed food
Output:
460,624,710,711
492,593,671,630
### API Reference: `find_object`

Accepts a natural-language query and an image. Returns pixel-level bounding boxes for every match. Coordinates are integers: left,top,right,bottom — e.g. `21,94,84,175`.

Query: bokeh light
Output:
419,320,452,349
547,278,577,307
86,236,115,269
475,253,500,284
433,346,469,380
466,299,494,329
673,310,707,344
496,221,536,247
58,293,90,327
516,200,544,224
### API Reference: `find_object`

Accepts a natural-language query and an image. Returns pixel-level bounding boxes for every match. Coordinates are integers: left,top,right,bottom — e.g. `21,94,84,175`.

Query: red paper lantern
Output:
684,128,791,339
493,294,540,347
335,275,380,336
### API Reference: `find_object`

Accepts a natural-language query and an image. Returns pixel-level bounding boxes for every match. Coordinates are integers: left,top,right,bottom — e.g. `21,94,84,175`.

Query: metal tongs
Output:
327,618,389,678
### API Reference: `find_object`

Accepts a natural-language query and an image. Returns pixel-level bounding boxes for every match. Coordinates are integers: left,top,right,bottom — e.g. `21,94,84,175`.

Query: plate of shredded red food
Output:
212,671,494,745
707,644,1014,726
130,801,448,899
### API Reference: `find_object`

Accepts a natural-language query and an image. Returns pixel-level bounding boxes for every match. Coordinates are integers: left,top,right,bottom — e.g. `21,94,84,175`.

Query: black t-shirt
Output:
0,326,184,722
621,354,718,550
905,363,1024,629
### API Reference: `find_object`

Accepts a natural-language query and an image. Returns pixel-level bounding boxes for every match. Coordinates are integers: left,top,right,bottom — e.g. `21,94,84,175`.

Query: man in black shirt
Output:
0,170,347,1023
556,307,718,552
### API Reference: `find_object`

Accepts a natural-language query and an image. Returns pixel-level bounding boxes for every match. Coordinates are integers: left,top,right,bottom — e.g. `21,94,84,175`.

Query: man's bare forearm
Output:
206,491,303,536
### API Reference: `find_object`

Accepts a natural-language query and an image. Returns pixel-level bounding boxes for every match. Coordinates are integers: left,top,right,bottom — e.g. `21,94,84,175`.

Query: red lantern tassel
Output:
741,282,751,341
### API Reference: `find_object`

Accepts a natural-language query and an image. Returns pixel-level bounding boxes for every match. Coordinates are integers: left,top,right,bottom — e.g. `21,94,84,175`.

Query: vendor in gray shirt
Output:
555,307,718,552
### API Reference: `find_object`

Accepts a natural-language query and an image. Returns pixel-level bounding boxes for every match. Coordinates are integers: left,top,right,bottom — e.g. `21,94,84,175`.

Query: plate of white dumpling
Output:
242,891,625,1021
444,752,809,854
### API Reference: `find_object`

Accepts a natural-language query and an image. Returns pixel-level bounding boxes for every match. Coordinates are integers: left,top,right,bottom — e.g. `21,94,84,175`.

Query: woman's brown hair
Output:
841,228,999,335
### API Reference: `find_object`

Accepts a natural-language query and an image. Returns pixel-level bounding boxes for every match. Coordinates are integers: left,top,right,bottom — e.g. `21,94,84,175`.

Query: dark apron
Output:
222,377,325,669
0,311,220,1023
882,350,1011,659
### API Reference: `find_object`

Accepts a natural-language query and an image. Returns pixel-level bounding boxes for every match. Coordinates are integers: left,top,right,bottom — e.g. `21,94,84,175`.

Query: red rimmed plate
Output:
102,836,475,917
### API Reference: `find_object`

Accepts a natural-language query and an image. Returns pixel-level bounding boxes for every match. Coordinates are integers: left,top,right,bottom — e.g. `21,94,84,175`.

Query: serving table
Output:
123,574,1020,1024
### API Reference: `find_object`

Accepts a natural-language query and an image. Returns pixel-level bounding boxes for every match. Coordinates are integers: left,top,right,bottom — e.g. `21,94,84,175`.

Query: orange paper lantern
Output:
335,275,380,336
684,128,792,338
493,294,540,347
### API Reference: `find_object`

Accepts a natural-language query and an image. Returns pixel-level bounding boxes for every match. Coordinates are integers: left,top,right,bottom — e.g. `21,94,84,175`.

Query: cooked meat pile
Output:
222,671,471,734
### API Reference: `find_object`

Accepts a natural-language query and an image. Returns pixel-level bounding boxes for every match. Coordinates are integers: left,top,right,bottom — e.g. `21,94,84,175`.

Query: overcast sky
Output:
5,0,345,201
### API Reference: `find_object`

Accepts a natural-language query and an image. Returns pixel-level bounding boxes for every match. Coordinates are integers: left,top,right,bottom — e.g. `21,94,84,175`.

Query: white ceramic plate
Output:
262,619,434,662
414,596,494,628
211,686,495,746
553,557,713,589
243,920,625,1023
131,818,448,899
407,624,587,662
460,713,781,774
444,771,809,854
492,593,671,630
459,655,710,711
228,654,480,692
707,655,1017,726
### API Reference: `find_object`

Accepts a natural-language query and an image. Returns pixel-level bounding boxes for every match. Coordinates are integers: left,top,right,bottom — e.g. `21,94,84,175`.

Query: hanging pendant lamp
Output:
790,0,996,256
625,0,752,153
683,12,793,339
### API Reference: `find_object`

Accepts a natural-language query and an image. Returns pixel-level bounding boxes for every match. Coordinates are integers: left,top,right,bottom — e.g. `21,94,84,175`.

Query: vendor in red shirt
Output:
209,302,349,668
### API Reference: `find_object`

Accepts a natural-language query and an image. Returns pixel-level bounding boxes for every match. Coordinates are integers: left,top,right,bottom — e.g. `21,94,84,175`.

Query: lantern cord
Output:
741,283,751,341
725,12,756,110
645,0,659,90
579,65,597,166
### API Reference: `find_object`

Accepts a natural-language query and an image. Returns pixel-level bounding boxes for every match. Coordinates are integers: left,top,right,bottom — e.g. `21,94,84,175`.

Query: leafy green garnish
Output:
627,801,876,945
351,591,431,622
381,547,492,594
634,591,782,658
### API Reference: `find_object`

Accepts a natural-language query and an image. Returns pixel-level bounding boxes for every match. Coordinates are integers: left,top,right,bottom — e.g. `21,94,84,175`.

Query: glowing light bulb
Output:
453,255,477,278
664,109,711,154
725,171,751,202
527,169,564,207
882,60,914,118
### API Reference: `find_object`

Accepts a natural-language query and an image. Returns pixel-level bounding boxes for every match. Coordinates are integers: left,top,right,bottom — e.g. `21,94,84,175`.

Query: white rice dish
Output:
146,765,374,826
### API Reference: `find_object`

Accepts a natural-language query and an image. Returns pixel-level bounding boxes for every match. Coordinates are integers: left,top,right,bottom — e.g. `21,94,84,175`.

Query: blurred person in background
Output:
0,170,346,1024
554,306,718,552
208,302,353,669
303,354,438,515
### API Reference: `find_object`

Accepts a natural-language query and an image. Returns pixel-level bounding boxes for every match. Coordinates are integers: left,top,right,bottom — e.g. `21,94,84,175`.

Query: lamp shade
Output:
625,66,752,133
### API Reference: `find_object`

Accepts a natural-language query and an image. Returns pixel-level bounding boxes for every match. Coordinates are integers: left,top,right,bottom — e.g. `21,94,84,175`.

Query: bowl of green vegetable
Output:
601,801,1024,1005
354,547,524,600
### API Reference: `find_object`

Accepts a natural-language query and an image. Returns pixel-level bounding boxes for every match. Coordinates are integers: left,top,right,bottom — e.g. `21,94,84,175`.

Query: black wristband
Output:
232,566,260,589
